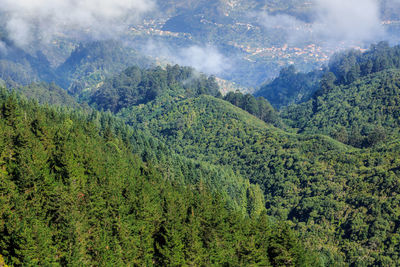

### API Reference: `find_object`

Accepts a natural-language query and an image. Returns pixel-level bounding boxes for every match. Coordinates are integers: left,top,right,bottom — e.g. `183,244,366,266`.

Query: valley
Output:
1,0,400,266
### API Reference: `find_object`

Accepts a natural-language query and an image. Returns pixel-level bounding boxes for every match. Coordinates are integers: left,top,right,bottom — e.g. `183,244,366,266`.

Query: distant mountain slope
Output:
224,90,281,125
88,64,283,126
56,40,153,94
283,69,400,147
0,39,57,86
255,42,400,110
157,0,311,20
89,64,221,112
15,82,82,109
0,39,154,95
254,65,322,109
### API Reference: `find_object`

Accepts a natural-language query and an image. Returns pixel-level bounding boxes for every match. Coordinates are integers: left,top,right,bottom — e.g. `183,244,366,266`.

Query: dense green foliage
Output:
283,69,400,148
96,112,267,218
224,90,281,125
255,65,321,109
0,89,316,266
114,92,400,265
328,42,400,86
90,64,221,112
3,35,400,266
14,82,82,109
257,42,400,111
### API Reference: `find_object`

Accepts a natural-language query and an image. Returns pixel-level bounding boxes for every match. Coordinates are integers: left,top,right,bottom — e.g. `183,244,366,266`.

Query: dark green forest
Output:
224,90,281,126
281,42,400,148
255,65,322,109
89,65,221,113
0,89,316,266
1,39,400,266
115,93,400,265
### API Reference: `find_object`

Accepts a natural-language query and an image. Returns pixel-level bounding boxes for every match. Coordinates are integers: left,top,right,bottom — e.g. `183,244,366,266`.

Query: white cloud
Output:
0,41,7,54
313,0,384,43
143,40,231,75
1,0,155,47
258,12,304,30
258,0,386,47
178,46,230,74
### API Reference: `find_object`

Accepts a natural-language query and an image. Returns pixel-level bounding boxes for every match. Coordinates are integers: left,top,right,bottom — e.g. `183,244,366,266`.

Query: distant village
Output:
130,18,400,71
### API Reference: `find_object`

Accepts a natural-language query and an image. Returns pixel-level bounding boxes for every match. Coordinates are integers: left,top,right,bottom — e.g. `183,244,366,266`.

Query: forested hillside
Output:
255,65,322,109
0,88,318,266
89,64,221,112
256,42,400,110
2,30,400,265
0,39,154,96
56,41,153,95
280,43,400,147
14,82,83,109
223,90,281,125
283,69,400,147
0,40,56,87
102,79,400,265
